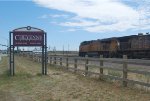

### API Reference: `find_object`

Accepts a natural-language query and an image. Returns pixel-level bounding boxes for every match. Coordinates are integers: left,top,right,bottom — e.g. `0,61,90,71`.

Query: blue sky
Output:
0,0,150,51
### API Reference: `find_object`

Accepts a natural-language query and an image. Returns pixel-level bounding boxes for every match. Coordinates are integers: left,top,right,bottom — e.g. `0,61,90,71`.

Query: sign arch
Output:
9,26,47,76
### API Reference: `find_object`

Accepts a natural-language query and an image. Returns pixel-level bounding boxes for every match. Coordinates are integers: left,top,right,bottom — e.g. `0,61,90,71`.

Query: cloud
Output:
49,14,70,18
67,29,77,32
38,14,48,19
39,14,70,19
34,0,150,32
85,21,137,32
59,28,77,32
59,20,100,27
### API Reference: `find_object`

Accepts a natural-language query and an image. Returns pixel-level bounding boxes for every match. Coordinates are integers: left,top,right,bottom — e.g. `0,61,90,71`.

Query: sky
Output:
0,0,150,51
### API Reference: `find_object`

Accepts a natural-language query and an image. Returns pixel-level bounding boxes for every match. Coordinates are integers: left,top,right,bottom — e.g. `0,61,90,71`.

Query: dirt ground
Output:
0,56,149,101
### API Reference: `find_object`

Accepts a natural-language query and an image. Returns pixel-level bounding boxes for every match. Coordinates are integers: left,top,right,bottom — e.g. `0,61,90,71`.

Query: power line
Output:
0,44,8,47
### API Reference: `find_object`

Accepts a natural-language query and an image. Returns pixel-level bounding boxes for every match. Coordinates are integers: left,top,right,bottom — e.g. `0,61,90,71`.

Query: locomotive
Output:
79,33,150,58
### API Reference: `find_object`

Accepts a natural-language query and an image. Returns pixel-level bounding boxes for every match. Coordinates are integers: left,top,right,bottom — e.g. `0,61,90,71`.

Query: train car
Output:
79,41,91,57
129,34,150,58
116,35,135,58
79,33,150,58
99,38,112,57
86,40,101,57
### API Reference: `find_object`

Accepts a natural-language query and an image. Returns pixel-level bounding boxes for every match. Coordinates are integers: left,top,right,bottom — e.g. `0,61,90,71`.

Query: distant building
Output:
0,50,7,54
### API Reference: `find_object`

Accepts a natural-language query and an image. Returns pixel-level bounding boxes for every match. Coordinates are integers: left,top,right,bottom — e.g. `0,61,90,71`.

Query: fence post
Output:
50,57,52,65
40,56,41,63
123,55,128,87
47,56,49,64
85,55,88,76
40,56,42,63
54,55,56,65
35,55,37,62
32,54,34,61
99,55,104,80
37,56,39,62
74,58,77,73
66,56,69,70
34,55,36,61
60,57,62,66
38,56,40,63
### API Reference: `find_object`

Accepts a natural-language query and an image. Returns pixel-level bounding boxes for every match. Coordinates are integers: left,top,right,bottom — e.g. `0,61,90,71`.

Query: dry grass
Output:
0,56,149,101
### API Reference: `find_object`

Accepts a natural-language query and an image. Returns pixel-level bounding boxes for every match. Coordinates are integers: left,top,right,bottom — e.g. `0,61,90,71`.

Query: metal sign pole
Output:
45,32,47,75
42,45,44,75
12,45,15,76
9,26,47,76
9,32,12,76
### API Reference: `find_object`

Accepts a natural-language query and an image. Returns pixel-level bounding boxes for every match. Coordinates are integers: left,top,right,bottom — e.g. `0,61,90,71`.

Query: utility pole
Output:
68,44,69,56
63,45,64,56
49,46,51,51
53,46,56,55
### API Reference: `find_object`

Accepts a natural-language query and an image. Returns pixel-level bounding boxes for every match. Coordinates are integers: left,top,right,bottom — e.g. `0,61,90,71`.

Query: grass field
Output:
0,56,150,101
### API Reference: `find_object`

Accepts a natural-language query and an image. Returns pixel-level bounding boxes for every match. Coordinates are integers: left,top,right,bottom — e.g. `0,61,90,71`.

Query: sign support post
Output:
9,26,47,76
45,32,47,75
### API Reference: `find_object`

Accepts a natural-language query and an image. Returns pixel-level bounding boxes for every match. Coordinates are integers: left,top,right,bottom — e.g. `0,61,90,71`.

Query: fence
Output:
32,54,150,88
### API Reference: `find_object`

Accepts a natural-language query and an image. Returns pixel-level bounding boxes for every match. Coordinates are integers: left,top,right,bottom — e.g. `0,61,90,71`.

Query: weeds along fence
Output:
32,54,150,88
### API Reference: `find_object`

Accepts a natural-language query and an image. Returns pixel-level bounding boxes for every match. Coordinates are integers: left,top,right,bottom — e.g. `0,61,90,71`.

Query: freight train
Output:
79,33,150,58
